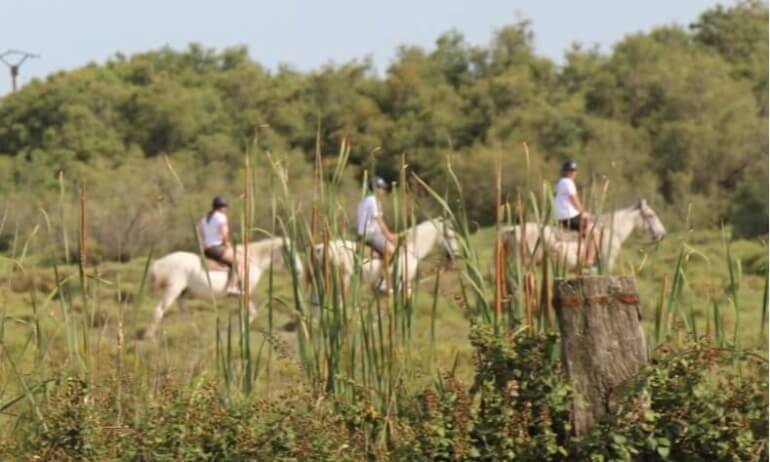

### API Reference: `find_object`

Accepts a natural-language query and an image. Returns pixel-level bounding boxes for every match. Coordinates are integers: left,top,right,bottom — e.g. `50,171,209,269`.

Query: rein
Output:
632,208,663,249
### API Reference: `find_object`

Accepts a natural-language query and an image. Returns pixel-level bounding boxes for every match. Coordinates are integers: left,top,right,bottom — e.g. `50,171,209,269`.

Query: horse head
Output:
434,218,463,265
277,238,304,283
636,199,666,242
238,237,304,285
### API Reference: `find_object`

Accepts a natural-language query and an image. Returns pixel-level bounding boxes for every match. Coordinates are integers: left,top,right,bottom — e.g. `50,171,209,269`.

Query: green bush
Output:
399,329,768,461
730,158,769,239
5,379,375,461
398,375,474,461
577,340,769,461
466,325,572,461
1,1,767,255
2,331,766,461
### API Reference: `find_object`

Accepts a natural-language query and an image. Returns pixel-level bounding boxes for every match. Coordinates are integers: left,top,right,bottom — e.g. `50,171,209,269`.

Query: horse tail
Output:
147,259,167,292
303,245,319,288
303,261,312,289
291,252,305,287
277,238,305,286
305,243,333,292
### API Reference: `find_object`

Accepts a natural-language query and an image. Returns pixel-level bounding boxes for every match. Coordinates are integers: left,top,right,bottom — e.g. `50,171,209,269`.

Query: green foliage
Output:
397,330,768,462
577,340,769,461
0,2,766,261
0,5,768,455
397,326,572,461
692,0,769,115
399,375,475,461
730,156,769,238
27,379,99,462
5,379,374,461
6,326,764,461
466,325,571,461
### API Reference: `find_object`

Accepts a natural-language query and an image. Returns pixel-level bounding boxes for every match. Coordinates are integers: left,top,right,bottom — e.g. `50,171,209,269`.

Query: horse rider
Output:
197,196,240,294
555,160,597,268
356,176,397,261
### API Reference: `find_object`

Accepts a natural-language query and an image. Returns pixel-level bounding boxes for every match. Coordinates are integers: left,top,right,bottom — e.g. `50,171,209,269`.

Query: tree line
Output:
0,1,766,260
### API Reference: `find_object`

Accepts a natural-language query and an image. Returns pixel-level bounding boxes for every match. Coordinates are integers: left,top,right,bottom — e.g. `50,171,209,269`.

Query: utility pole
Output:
0,50,39,93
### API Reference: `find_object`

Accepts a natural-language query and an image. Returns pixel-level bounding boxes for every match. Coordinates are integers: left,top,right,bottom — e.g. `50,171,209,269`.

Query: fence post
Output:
553,276,647,437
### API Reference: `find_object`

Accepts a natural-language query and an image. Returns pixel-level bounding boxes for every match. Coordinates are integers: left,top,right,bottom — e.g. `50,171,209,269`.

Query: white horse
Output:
310,218,461,298
144,237,302,339
502,199,666,271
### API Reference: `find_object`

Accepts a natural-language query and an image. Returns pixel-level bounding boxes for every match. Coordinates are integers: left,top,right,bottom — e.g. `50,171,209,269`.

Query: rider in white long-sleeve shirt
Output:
197,196,240,295
356,177,396,260
555,160,597,267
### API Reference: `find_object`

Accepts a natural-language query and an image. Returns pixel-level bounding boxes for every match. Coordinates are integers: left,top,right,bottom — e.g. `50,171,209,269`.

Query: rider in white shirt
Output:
555,160,597,267
197,196,240,294
356,177,396,259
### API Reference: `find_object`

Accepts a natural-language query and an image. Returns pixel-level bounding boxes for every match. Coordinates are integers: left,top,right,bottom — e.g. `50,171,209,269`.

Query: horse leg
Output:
595,225,607,267
178,292,191,323
404,274,413,299
341,271,348,298
145,282,185,340
375,264,392,294
401,257,414,298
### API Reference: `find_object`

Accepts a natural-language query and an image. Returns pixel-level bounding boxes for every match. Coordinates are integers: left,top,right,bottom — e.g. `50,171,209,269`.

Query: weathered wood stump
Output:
553,276,647,437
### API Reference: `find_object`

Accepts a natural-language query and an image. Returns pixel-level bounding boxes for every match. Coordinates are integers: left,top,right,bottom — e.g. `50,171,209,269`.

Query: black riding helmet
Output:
212,196,228,209
562,160,577,172
372,176,388,191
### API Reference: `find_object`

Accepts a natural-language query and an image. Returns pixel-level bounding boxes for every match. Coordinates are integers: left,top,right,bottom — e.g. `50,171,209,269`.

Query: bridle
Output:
439,223,459,264
638,206,662,241
401,220,459,264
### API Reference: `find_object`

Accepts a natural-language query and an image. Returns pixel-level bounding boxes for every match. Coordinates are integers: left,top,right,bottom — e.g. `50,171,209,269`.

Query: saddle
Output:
553,227,581,243
358,243,384,262
204,259,230,272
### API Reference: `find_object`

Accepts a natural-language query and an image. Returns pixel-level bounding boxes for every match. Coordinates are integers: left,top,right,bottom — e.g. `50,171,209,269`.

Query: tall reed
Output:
0,136,765,454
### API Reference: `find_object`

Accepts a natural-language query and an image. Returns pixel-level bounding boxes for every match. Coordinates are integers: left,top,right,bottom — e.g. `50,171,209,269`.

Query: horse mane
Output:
597,202,644,225
410,217,447,234
237,237,289,265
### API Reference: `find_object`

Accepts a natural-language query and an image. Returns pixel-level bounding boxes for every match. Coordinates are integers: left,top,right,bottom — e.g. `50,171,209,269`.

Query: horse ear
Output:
638,198,648,209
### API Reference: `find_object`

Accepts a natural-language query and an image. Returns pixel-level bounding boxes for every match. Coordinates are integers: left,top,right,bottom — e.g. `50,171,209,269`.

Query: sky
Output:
1,0,729,95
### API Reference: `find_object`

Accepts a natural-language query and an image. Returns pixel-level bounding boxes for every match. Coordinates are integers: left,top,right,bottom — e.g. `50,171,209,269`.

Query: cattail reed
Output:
241,150,253,393
79,182,87,294
3,126,765,459
494,152,503,328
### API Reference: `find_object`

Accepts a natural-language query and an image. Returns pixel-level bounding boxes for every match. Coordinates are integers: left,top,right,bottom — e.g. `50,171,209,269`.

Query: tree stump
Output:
553,276,647,437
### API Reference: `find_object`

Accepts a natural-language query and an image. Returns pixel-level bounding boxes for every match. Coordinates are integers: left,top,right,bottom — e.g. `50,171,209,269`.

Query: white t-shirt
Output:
554,177,580,220
200,211,227,247
356,195,382,236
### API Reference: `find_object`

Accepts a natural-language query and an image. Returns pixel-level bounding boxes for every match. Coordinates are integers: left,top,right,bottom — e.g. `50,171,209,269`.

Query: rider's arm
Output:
196,221,204,251
569,194,589,216
220,221,231,246
376,216,397,242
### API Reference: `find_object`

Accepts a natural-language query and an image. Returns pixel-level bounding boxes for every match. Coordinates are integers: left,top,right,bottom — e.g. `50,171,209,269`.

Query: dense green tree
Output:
0,3,766,259
731,156,769,238
692,0,769,114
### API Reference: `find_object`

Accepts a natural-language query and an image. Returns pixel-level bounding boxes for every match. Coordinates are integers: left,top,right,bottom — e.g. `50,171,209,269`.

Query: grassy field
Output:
0,177,767,461
1,223,766,410
0,141,766,450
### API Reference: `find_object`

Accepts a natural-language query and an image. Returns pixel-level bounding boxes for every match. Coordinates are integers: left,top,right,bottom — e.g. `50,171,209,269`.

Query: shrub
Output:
577,339,769,461
399,325,572,461
466,325,572,461
731,159,769,239
2,331,766,461
399,375,474,461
